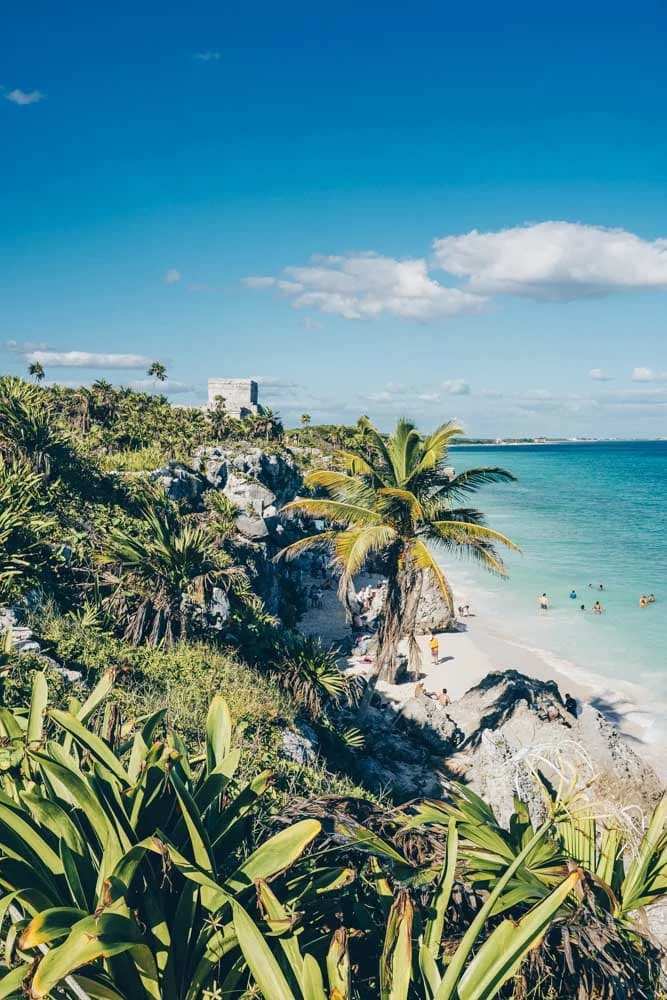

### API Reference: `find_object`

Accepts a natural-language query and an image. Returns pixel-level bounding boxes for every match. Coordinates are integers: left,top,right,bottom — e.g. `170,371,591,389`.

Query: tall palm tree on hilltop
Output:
280,417,519,689
28,361,45,383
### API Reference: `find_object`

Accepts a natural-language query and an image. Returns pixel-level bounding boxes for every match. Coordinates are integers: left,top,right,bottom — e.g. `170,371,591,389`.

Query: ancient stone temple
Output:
206,378,260,417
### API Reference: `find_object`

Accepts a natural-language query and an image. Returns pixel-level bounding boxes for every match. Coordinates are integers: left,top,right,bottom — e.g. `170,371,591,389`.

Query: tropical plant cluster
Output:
0,678,666,998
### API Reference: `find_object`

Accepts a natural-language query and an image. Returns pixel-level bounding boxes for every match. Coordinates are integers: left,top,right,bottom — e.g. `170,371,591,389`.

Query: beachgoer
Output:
569,590,577,599
464,604,471,616
580,604,585,611
457,605,464,618
648,594,656,603
546,703,559,722
437,688,451,706
564,693,577,716
429,635,439,663
640,596,648,608
414,681,425,698
539,593,548,612
599,584,604,591
593,601,602,613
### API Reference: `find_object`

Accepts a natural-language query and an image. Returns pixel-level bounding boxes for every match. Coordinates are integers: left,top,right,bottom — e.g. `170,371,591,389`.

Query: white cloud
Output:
243,253,487,320
129,379,195,395
163,268,181,284
632,366,667,382
193,51,221,61
433,222,667,299
589,368,613,381
5,339,51,353
443,379,471,395
25,351,153,369
5,88,44,105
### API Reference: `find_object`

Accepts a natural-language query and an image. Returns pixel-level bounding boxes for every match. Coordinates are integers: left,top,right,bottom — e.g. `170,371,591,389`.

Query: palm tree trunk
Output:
357,545,423,718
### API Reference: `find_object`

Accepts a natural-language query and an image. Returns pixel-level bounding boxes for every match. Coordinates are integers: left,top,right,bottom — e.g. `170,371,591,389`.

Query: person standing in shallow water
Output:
539,593,548,612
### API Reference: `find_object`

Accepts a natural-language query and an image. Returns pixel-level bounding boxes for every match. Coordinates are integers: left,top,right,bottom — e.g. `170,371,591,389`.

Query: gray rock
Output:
235,515,270,541
14,640,41,654
415,574,452,634
151,463,204,501
223,474,276,514
281,723,318,765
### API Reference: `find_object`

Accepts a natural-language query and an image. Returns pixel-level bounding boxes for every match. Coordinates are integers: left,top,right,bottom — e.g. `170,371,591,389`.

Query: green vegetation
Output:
0,680,665,998
282,416,518,686
1,374,667,996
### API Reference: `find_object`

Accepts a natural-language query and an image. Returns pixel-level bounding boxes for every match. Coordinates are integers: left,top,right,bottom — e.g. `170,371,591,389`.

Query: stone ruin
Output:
206,378,261,418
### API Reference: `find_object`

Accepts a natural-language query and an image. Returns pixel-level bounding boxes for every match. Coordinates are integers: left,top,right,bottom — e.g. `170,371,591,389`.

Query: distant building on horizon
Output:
206,378,261,418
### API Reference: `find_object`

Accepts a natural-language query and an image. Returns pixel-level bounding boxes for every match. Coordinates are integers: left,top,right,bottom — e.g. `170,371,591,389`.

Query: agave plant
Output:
0,675,335,998
100,500,245,645
271,633,352,720
0,456,58,603
0,376,68,477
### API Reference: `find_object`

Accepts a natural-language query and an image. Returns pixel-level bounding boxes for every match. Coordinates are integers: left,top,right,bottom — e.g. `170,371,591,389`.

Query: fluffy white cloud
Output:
193,51,221,61
589,368,613,381
632,366,667,382
433,222,667,299
243,254,487,320
163,268,181,284
443,379,471,395
25,351,153,369
5,88,43,105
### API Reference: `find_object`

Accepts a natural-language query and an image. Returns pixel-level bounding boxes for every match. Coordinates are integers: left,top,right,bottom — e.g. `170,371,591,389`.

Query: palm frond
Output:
282,498,381,527
429,520,521,552
332,525,397,586
410,539,454,613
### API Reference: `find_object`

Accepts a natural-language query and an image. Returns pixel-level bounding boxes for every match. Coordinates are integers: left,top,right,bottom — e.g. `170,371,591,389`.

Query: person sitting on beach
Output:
639,595,648,608
414,681,425,698
539,593,548,612
436,688,451,706
429,634,439,663
569,590,577,599
592,601,603,613
564,693,578,716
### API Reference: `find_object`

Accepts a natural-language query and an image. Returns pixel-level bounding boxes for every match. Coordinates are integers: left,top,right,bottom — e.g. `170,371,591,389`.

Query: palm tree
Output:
147,361,167,389
301,413,311,427
280,417,518,689
27,361,45,383
100,500,243,645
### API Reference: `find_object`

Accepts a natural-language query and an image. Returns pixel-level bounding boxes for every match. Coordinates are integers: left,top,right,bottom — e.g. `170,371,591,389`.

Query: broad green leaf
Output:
76,668,115,724
256,879,304,983
227,819,321,892
302,953,327,1000
27,671,48,747
0,963,30,998
326,928,351,1000
206,695,232,774
232,901,294,1000
49,709,129,784
19,906,87,948
456,869,582,1000
380,889,413,1000
423,818,457,960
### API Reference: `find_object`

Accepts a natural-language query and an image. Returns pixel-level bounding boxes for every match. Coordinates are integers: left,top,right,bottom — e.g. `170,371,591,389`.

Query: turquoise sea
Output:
447,441,667,734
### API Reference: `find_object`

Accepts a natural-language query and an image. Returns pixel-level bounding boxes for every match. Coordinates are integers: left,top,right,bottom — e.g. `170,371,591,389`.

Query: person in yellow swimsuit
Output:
429,635,439,664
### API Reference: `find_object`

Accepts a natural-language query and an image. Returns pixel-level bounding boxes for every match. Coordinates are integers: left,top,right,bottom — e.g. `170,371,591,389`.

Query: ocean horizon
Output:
444,440,667,738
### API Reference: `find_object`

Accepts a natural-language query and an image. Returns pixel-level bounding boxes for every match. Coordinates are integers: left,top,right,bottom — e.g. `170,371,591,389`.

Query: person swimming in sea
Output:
580,604,585,611
593,601,603,613
640,595,648,607
648,594,656,603
569,590,577,599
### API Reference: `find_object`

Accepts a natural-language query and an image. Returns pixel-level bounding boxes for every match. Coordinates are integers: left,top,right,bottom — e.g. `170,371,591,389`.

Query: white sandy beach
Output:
299,572,667,780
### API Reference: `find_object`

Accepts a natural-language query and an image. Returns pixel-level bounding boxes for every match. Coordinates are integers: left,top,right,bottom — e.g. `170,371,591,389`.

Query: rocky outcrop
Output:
443,670,664,827
415,575,453,634
151,463,204,502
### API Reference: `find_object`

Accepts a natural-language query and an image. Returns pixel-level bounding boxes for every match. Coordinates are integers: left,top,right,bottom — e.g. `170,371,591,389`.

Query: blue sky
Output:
2,0,667,436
